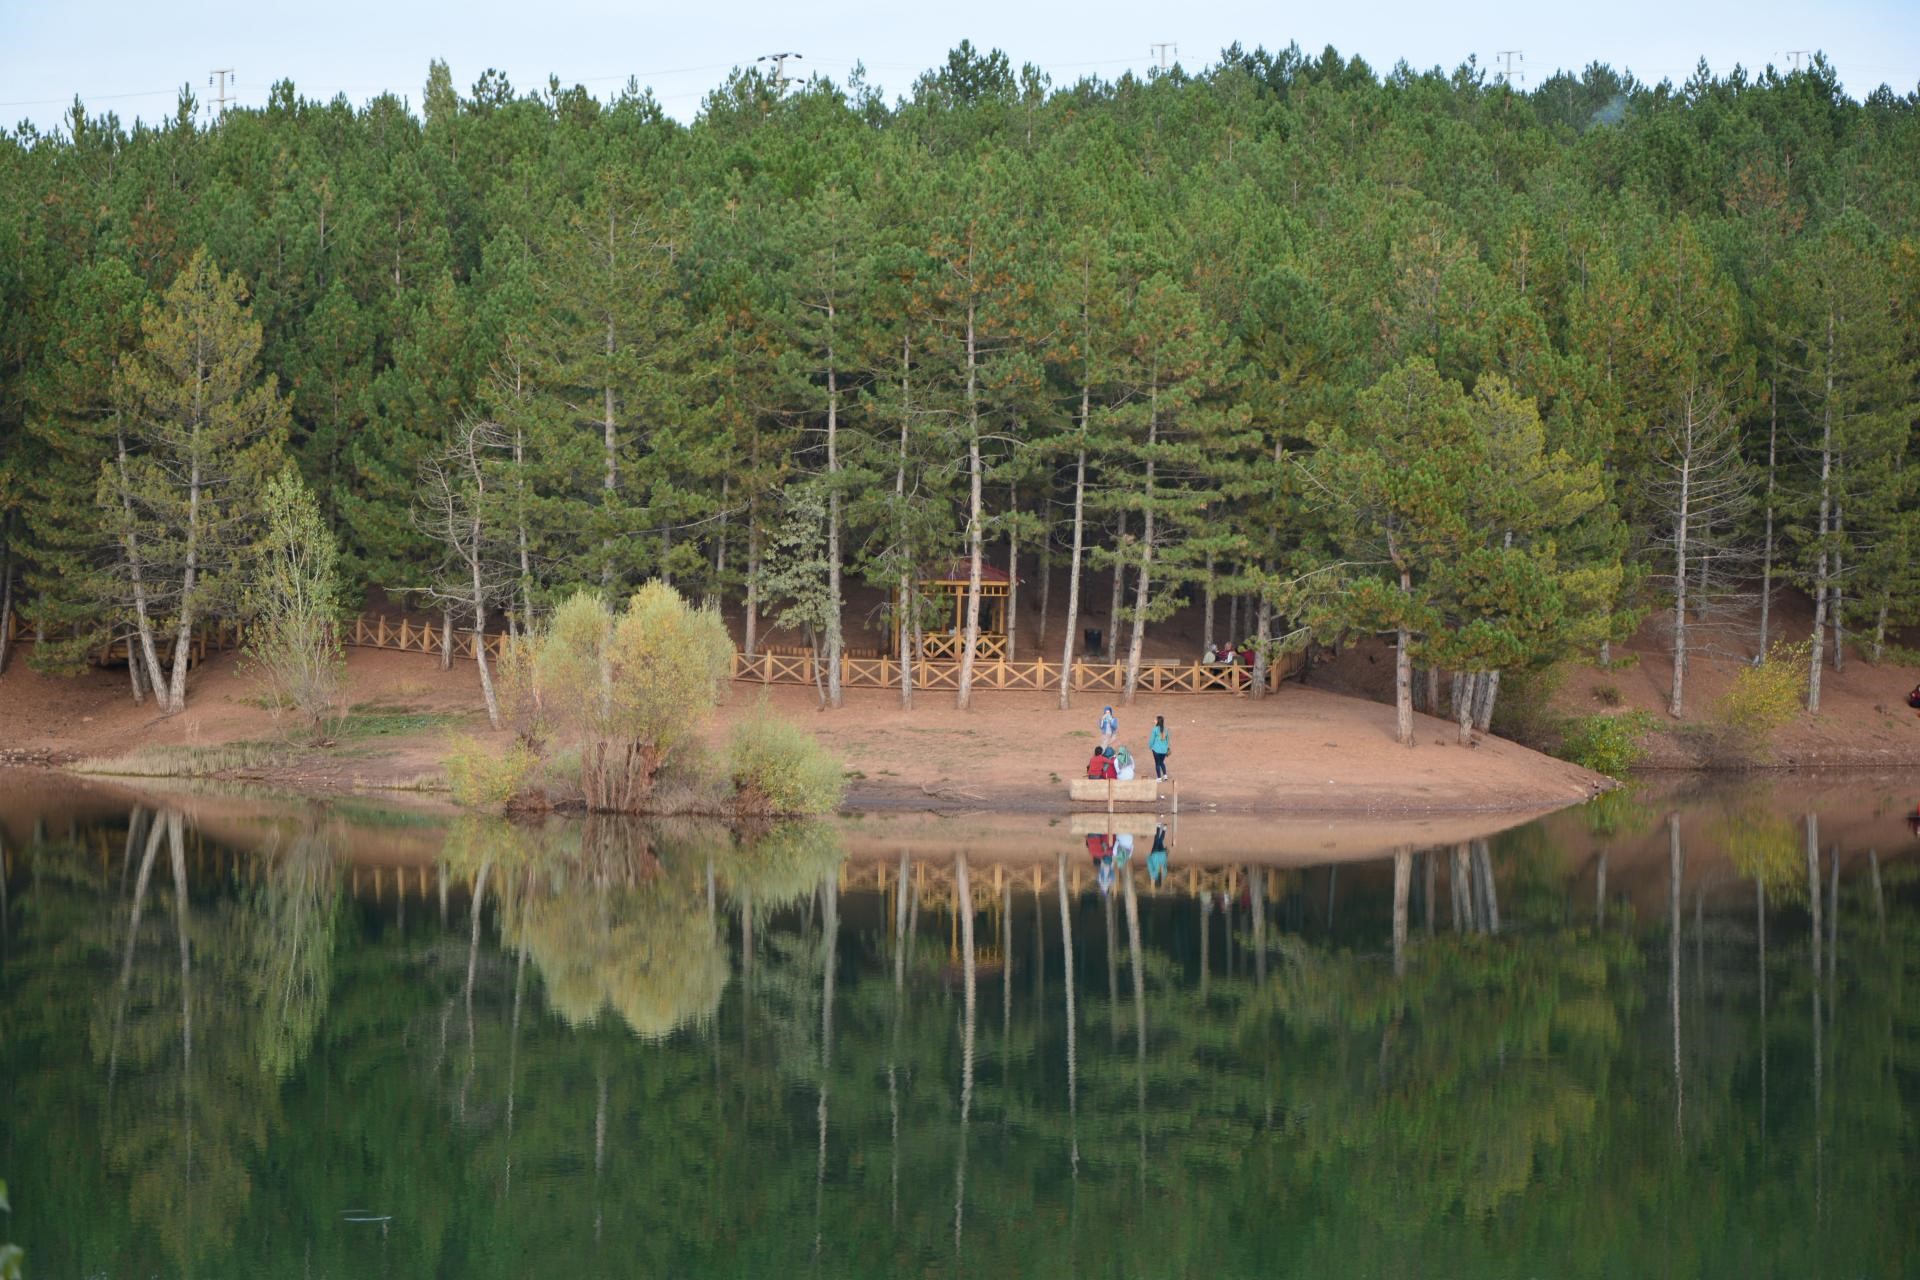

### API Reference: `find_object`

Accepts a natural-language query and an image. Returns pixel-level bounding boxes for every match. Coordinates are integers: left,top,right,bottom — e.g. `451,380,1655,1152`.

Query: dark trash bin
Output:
1084,627,1102,655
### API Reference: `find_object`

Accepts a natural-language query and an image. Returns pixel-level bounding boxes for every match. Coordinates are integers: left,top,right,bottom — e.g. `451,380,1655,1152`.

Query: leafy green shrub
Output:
1592,683,1623,707
727,710,846,816
444,734,539,809
1712,640,1812,759
1557,712,1653,778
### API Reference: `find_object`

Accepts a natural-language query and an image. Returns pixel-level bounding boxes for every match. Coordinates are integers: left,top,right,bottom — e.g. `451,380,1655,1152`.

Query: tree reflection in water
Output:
0,797,1916,1278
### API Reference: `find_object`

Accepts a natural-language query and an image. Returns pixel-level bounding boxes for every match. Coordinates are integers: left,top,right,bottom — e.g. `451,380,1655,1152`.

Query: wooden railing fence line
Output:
8,608,1301,697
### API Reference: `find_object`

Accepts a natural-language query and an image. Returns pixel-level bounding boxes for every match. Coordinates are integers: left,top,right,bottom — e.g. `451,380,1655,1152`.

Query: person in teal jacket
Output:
1148,716,1171,780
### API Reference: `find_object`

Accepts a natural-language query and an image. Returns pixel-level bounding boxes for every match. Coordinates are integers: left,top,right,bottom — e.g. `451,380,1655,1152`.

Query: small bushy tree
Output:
244,468,345,739
727,705,847,816
1697,640,1808,765
524,583,733,812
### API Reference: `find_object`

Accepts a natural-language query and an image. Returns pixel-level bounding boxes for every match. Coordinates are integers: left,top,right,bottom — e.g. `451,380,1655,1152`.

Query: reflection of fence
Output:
837,856,1276,911
330,855,1275,909
733,647,1302,695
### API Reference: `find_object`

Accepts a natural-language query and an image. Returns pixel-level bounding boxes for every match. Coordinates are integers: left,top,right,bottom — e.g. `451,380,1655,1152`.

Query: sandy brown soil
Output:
0,639,1607,816
1307,590,1920,769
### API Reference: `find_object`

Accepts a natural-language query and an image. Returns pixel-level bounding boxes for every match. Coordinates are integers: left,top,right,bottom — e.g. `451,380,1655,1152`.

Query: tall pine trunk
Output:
956,272,985,711
1121,390,1156,703
1006,481,1020,663
1758,383,1777,658
165,454,203,714
1036,503,1052,646
1202,555,1216,654
744,509,760,657
513,423,533,629
601,310,617,587
825,330,844,708
1669,395,1694,718
1831,496,1845,673
1393,552,1414,747
1250,579,1272,700
1105,512,1125,664
1058,432,1088,710
1808,313,1834,713
895,336,914,709
115,426,168,702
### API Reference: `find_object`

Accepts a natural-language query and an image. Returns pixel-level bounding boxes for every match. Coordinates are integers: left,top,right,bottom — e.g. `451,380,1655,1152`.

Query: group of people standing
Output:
1086,707,1171,781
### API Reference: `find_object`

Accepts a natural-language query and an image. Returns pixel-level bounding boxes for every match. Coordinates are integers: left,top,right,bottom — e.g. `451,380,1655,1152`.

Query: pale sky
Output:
2,0,1915,135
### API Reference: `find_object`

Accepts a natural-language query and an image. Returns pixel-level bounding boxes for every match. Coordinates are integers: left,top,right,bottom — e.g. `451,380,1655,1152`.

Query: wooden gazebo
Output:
894,559,1013,662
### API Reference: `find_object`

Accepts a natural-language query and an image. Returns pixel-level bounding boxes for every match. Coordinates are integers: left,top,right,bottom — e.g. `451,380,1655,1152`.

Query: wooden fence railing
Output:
4,613,243,668
9,607,1300,697
731,647,1303,695
346,614,509,660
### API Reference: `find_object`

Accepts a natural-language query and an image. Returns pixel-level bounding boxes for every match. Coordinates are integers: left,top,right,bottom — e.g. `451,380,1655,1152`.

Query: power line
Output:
1150,42,1177,72
1785,50,1811,72
1494,50,1524,88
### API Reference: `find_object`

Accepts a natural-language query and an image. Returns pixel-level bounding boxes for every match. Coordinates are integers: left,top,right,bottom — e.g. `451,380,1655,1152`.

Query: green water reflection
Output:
1,783,1916,1278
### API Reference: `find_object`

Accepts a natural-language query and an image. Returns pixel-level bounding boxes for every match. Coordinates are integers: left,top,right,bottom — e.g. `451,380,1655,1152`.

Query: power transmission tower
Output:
1785,50,1810,72
208,67,236,116
1494,50,1523,88
756,51,802,94
1150,42,1177,72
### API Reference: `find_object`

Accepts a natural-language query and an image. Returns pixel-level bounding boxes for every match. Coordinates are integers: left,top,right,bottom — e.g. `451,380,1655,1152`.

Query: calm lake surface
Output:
1,773,1916,1278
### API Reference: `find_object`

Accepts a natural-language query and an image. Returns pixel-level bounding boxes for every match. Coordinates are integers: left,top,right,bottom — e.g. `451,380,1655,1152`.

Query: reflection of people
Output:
1908,808,1920,839
1099,705,1119,748
1147,824,1169,886
1085,832,1115,858
1096,854,1116,895
1149,716,1170,780
1114,831,1134,864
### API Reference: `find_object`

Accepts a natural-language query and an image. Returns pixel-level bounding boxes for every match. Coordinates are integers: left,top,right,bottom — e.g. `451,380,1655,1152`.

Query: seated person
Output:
1086,747,1117,780
1114,745,1137,781
1202,643,1218,664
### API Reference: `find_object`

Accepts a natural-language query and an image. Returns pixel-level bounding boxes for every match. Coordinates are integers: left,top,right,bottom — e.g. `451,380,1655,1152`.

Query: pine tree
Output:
106,248,291,712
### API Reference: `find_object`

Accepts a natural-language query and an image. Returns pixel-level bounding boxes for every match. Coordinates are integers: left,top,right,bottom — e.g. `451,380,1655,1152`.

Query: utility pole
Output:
756,51,802,94
1494,50,1523,88
208,67,236,116
1785,50,1810,72
1150,42,1177,72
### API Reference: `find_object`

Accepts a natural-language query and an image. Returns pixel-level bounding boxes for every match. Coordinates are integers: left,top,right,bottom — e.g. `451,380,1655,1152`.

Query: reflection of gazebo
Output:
895,560,1012,662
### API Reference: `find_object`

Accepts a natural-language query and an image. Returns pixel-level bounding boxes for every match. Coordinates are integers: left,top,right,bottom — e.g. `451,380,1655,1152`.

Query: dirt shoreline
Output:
0,645,1618,818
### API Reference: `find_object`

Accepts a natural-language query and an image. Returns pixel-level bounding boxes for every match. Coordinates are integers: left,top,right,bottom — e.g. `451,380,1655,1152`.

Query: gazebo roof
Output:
921,559,1012,587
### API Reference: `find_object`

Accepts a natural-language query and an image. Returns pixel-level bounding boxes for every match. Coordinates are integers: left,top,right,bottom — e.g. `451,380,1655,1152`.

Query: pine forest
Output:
0,44,1915,737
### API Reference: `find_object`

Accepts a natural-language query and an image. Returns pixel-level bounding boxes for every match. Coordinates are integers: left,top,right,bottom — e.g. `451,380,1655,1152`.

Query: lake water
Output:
1,772,1916,1278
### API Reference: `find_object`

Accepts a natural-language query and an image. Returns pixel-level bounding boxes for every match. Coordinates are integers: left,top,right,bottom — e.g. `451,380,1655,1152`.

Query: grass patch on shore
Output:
72,741,290,778
335,704,470,740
